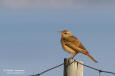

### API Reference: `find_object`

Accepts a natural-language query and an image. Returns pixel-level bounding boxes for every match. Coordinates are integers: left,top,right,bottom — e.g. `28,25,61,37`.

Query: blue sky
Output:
0,0,115,76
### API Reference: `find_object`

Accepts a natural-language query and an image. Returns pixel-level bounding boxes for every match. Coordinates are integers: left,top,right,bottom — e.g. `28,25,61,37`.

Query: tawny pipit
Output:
60,30,97,63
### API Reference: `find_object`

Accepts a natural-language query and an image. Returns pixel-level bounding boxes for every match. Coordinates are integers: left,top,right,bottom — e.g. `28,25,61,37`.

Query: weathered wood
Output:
64,58,83,76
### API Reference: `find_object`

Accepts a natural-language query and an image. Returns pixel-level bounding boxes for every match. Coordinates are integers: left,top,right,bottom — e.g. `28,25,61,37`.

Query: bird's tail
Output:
87,54,98,63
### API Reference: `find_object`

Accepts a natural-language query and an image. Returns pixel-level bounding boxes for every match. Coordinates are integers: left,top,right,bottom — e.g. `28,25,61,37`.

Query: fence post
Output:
64,58,83,76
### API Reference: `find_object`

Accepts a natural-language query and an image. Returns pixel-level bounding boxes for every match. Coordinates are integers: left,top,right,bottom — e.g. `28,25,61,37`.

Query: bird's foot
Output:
68,56,73,60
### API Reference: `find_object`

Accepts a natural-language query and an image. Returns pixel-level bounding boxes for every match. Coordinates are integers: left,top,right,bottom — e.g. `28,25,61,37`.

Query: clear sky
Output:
0,0,115,76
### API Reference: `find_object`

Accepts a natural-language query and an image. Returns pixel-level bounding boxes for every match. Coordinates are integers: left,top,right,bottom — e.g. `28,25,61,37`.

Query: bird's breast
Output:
61,38,76,55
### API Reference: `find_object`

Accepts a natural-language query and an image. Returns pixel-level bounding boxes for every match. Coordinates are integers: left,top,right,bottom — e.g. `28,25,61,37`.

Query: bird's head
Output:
59,30,72,37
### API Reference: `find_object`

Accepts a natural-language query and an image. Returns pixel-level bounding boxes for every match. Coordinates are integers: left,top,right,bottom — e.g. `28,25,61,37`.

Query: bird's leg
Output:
69,54,76,59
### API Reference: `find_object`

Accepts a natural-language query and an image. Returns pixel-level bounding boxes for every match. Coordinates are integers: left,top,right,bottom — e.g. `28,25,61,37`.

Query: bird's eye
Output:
64,32,67,34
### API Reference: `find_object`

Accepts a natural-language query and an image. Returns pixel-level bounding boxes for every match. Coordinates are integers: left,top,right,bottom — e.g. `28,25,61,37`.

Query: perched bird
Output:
59,30,97,63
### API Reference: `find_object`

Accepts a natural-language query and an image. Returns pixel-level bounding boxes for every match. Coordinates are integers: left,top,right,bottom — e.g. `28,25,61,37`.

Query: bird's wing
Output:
78,42,87,50
63,36,89,54
63,36,97,63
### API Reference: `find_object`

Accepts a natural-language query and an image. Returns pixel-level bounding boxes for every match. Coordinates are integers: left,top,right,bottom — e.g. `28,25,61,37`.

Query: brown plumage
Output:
60,30,97,63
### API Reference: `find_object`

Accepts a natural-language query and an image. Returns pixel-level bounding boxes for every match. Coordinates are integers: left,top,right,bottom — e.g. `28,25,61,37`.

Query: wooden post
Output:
64,58,83,76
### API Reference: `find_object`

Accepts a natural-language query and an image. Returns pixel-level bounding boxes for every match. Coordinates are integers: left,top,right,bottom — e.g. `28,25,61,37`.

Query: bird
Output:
59,30,97,63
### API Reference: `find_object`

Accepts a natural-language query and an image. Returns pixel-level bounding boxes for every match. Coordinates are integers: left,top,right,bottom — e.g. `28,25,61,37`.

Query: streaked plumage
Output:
60,30,97,63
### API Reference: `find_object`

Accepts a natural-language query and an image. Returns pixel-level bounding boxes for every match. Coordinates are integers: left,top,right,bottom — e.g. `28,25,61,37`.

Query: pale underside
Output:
62,42,78,55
